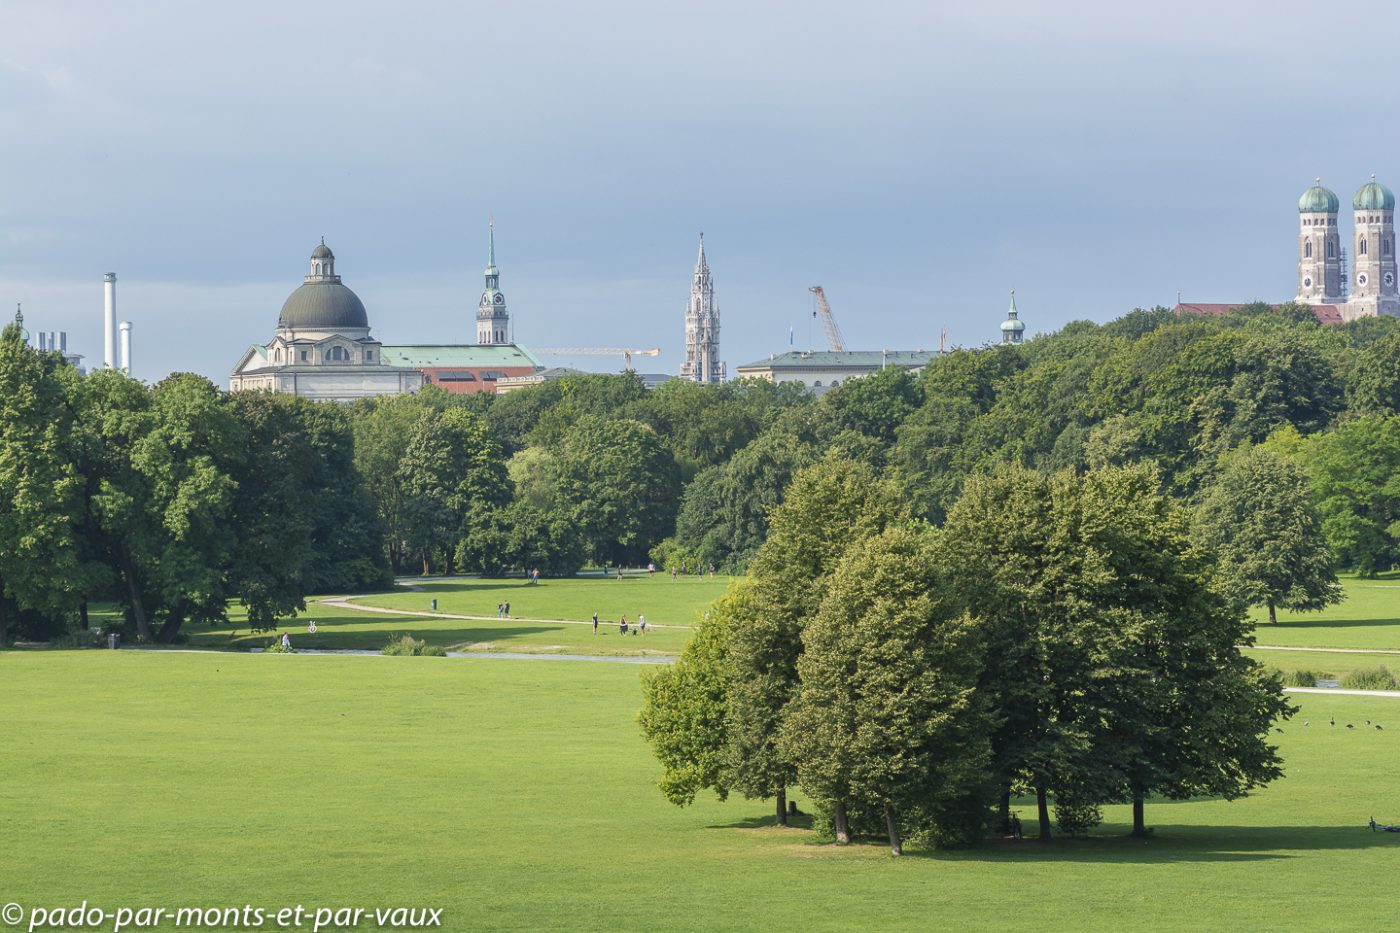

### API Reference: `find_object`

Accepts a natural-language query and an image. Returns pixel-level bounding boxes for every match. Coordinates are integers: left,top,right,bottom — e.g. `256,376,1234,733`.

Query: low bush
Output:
1283,669,1333,688
382,634,447,657
1342,666,1397,690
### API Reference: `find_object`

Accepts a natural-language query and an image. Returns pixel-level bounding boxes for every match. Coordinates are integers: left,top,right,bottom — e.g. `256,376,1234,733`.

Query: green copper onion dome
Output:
1354,176,1395,212
1298,179,1340,214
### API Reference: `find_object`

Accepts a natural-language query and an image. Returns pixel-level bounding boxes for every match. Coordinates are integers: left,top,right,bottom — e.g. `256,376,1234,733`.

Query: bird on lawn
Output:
1330,718,1336,726
1378,725,1385,731
1304,721,1310,726
1366,720,1371,725
1347,723,1355,729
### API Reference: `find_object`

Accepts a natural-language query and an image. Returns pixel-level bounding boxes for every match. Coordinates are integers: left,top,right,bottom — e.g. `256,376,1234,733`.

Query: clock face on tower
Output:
1303,277,1313,288
1359,273,1370,287
1386,272,1395,287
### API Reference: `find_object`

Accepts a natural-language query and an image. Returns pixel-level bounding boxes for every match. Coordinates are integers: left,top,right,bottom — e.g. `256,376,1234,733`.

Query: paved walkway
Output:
316,596,694,630
1252,644,1400,655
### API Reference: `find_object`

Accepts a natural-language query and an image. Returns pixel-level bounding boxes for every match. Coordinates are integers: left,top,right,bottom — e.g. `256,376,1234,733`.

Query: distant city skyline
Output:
4,1,1400,382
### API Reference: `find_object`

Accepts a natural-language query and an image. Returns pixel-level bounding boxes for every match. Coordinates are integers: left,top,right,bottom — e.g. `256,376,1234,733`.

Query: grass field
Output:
180,575,729,657
3,651,1400,933
351,573,734,626
1247,575,1400,650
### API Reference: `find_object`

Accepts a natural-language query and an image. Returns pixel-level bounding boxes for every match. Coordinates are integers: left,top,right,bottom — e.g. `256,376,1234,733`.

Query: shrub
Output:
382,634,447,657
1342,666,1397,690
1283,669,1333,687
1053,800,1102,837
264,639,294,654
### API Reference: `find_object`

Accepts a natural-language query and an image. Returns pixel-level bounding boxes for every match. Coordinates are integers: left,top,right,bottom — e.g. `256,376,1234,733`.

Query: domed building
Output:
229,242,425,400
230,231,542,401
1293,176,1399,320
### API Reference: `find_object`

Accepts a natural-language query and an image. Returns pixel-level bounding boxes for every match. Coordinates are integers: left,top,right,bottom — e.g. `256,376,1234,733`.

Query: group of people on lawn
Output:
592,611,647,636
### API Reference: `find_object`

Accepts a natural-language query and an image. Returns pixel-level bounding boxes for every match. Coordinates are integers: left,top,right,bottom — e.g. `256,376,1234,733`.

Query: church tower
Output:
477,220,510,345
1347,176,1400,319
1297,179,1342,304
681,234,725,383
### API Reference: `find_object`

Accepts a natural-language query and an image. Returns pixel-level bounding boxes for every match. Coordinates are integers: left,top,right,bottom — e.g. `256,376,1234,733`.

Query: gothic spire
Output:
695,232,708,274
486,216,498,275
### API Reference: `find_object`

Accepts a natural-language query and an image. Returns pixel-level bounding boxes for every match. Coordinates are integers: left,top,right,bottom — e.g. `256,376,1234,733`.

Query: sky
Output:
3,0,1400,383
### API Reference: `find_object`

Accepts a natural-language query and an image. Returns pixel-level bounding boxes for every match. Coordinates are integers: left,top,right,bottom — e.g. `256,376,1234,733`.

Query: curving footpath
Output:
316,596,694,630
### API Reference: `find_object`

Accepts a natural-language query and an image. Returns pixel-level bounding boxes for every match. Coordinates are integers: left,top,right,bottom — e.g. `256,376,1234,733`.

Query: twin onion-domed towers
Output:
1297,176,1399,319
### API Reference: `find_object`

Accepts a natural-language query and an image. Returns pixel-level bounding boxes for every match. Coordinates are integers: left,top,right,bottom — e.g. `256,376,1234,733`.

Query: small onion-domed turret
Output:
1001,290,1025,345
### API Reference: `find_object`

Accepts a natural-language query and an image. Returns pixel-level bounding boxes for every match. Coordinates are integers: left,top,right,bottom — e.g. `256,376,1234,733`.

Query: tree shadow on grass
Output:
707,812,817,831
191,614,562,651
1256,618,1400,632
909,824,1400,864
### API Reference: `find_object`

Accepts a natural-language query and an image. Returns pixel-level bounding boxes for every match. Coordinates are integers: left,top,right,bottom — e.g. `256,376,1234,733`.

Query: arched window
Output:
1305,241,1312,258
1361,237,1368,256
813,380,823,387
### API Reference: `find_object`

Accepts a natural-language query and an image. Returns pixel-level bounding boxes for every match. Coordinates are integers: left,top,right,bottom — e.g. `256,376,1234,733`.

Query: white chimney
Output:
119,321,132,375
103,273,117,369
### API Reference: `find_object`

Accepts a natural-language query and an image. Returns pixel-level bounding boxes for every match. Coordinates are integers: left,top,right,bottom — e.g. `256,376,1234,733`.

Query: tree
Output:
782,526,993,854
936,465,1080,839
397,407,510,574
726,458,907,831
552,416,681,566
1347,332,1400,414
0,322,86,644
1198,446,1342,623
89,373,246,642
351,394,427,570
638,583,751,807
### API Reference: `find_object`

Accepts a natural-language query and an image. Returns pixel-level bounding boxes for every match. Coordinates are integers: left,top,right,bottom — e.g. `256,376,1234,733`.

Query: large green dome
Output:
1298,180,1339,214
277,281,369,330
1354,178,1395,211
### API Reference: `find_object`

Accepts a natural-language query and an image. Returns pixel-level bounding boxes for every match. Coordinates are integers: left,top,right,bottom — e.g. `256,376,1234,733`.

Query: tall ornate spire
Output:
682,233,724,383
477,217,510,345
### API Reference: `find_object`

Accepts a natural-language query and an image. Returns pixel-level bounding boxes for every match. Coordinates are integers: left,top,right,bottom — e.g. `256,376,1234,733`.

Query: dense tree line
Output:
2,301,1393,648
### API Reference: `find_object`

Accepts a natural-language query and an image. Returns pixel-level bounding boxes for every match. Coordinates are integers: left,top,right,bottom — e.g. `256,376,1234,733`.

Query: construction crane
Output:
808,286,847,352
534,347,661,370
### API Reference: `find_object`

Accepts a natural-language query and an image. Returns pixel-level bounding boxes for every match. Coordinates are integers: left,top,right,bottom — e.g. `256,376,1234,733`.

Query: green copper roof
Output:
381,344,542,369
1354,177,1395,211
1299,180,1340,214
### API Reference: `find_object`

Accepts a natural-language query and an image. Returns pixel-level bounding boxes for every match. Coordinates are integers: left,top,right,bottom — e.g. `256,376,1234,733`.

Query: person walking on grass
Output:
592,612,599,635
504,601,511,619
670,566,677,580
620,614,628,636
638,614,647,636
497,602,504,619
281,632,291,651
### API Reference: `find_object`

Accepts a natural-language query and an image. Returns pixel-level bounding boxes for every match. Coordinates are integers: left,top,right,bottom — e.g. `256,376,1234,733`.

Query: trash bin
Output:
431,599,438,611
107,633,121,650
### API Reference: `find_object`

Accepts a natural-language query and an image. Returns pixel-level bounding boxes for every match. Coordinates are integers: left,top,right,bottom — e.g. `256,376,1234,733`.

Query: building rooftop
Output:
736,350,940,371
1173,302,1344,325
380,344,542,369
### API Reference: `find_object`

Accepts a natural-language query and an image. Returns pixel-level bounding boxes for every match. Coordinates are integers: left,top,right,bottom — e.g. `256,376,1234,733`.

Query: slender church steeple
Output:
681,233,724,383
477,218,510,345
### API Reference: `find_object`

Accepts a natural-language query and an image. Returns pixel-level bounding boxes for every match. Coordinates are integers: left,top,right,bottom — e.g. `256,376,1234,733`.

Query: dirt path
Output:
1252,644,1400,655
316,596,694,630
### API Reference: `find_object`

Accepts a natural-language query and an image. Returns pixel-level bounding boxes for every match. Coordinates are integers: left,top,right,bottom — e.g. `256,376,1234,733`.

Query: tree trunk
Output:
156,616,184,644
122,557,153,643
998,786,1011,834
0,598,8,649
833,802,851,844
884,803,903,856
775,786,788,826
1036,785,1052,841
421,553,431,576
1131,791,1147,838
1268,600,1277,625
79,601,89,630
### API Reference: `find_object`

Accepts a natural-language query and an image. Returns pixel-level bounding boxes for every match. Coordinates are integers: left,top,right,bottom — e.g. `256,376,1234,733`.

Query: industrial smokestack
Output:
103,273,117,369
119,322,132,375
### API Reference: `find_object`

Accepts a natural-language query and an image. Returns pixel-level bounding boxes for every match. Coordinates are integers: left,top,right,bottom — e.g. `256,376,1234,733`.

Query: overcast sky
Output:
2,1,1398,382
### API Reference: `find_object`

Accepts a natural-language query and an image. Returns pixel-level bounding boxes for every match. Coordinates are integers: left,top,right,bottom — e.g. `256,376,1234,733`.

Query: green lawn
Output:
3,652,1399,932
1246,575,1400,651
1244,647,1400,685
184,600,691,657
352,573,733,626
